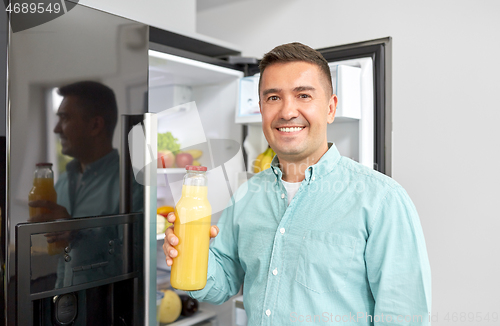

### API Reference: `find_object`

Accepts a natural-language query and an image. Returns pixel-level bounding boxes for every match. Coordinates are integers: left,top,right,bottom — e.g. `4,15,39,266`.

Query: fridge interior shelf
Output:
162,310,216,326
150,50,242,88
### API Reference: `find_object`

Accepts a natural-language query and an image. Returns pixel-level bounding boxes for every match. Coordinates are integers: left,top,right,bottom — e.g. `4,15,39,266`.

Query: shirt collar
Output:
66,149,119,175
270,143,341,184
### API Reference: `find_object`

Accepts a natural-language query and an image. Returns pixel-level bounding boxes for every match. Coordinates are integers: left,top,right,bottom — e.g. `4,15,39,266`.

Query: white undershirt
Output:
281,179,302,205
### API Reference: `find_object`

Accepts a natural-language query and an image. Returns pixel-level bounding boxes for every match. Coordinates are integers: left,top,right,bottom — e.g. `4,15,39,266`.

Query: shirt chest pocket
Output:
295,231,357,293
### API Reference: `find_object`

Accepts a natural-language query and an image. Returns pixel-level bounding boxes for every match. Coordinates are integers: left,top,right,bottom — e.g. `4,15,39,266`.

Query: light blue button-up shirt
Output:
55,149,143,217
190,143,431,325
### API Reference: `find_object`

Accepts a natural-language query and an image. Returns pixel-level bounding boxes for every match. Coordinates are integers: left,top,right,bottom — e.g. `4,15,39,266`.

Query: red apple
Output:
157,150,175,168
175,153,193,169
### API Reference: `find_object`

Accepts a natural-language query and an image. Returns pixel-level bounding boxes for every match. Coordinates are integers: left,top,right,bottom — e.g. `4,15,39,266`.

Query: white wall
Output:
198,0,500,324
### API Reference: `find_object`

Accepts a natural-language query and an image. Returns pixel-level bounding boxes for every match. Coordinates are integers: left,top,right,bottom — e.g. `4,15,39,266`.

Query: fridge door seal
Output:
317,37,392,176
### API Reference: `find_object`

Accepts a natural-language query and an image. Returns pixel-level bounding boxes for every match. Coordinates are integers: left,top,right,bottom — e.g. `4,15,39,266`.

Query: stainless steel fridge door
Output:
3,3,149,325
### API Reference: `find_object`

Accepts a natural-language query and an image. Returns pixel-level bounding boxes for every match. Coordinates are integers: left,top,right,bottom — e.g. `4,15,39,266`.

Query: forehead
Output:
57,96,83,114
260,61,326,89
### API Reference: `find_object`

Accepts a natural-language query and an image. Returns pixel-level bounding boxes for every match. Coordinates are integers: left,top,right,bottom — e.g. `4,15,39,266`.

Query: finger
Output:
165,227,178,246
29,214,52,223
44,231,64,238
28,200,58,209
167,212,176,224
210,225,219,238
162,241,177,258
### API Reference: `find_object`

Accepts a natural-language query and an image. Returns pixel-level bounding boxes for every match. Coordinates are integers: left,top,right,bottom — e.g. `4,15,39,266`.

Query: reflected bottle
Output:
28,163,60,255
170,165,212,291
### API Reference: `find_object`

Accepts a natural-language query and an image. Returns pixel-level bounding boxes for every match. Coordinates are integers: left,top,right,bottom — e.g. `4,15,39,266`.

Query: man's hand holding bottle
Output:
163,212,219,267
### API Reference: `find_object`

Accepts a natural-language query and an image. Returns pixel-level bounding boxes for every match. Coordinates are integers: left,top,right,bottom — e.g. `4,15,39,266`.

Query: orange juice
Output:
170,166,212,291
28,163,61,255
29,178,57,218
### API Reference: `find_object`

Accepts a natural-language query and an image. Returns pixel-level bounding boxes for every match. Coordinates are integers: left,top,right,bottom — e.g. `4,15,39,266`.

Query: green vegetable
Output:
158,132,181,153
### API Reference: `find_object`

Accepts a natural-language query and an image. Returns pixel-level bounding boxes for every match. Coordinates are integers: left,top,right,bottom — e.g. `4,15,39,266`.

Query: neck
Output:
278,142,329,182
78,143,113,172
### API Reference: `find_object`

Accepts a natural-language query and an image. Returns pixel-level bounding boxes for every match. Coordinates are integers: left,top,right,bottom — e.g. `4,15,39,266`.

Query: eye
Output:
267,95,280,101
299,94,311,99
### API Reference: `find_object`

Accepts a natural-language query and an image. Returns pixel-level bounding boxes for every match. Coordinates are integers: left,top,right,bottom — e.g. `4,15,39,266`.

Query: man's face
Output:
53,96,93,158
259,61,337,163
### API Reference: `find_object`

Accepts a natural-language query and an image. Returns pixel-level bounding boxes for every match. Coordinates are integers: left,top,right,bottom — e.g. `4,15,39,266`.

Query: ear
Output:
89,116,105,137
327,94,337,124
259,100,262,114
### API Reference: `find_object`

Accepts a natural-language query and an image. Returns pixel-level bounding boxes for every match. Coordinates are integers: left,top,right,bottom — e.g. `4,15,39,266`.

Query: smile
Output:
277,127,304,133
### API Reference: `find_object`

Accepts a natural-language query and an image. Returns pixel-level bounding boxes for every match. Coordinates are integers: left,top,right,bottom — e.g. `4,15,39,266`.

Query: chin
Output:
60,148,72,157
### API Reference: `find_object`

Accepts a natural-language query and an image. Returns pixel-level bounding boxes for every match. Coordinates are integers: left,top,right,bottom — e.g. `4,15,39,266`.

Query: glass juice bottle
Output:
28,163,60,255
170,165,212,291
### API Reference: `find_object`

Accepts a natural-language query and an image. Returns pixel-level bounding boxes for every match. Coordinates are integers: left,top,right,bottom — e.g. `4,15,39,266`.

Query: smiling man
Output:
164,43,431,325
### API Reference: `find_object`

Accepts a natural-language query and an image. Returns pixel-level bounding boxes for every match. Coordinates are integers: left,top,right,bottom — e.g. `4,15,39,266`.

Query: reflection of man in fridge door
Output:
29,81,142,220
164,43,431,325
28,81,142,288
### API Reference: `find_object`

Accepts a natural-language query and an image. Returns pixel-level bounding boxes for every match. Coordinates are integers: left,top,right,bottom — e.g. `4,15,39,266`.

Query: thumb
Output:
28,200,57,209
210,225,219,238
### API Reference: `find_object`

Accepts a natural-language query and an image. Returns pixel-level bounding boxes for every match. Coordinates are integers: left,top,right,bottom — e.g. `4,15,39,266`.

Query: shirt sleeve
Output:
365,186,432,325
188,200,245,305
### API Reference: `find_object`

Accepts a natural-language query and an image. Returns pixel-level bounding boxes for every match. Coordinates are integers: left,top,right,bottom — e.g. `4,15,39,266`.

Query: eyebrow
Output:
294,86,316,92
262,86,316,97
262,88,281,97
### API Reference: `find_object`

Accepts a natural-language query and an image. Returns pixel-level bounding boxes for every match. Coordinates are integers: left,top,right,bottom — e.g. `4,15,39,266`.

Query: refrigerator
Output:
0,2,391,325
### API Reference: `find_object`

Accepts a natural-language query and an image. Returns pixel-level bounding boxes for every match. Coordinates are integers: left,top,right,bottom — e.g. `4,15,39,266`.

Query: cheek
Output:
261,111,273,129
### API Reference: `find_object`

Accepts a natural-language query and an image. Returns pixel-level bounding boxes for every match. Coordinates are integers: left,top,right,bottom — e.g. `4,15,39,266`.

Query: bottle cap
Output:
36,163,53,167
186,165,207,172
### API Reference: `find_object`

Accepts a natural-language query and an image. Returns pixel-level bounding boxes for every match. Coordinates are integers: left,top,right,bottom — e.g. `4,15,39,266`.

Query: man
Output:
164,43,431,325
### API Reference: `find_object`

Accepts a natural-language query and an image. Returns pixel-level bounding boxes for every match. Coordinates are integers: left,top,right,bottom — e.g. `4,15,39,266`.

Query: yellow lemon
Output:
159,290,182,324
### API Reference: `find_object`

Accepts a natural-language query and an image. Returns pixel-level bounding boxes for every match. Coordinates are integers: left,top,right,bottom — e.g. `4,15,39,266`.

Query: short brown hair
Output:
259,42,333,97
58,81,118,140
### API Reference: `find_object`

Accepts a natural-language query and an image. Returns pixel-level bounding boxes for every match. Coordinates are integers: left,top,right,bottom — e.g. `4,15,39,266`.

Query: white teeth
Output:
279,127,303,132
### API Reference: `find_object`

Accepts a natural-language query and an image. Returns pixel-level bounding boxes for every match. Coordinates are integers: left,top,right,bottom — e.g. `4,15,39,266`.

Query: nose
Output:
53,119,62,134
279,97,300,121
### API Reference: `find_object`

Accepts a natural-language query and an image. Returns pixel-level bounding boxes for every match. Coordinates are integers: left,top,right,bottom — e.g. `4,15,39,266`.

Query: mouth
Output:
276,126,305,134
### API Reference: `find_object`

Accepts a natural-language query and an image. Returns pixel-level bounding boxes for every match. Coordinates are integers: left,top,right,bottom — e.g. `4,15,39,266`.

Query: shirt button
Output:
280,228,285,234
281,193,285,199
266,309,271,316
312,176,316,181
272,268,278,275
